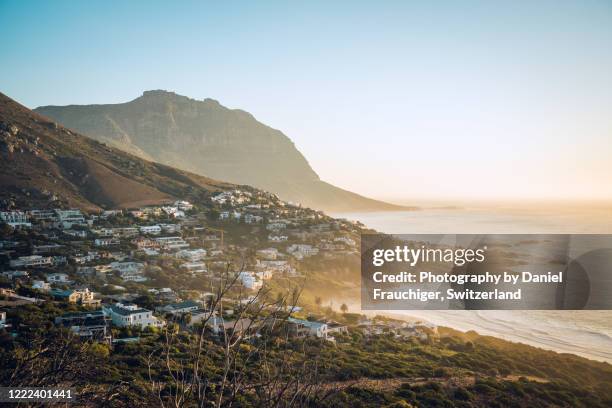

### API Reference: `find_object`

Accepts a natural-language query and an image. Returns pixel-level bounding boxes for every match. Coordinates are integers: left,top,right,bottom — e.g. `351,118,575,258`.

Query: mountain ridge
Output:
35,90,412,212
0,92,235,211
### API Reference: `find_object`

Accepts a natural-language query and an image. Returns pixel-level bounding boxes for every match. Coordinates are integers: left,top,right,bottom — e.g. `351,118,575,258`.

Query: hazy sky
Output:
2,1,612,203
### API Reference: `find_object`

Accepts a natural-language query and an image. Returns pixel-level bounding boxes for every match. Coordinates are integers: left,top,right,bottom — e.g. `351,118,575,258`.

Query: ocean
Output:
331,204,612,362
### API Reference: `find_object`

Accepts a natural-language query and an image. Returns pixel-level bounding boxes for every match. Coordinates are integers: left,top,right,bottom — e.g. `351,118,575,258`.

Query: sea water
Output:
332,203,612,362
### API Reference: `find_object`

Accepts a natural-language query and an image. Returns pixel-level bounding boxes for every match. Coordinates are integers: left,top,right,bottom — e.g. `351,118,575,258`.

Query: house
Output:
159,223,181,233
181,262,207,274
174,200,193,211
156,300,200,315
334,236,356,247
64,229,88,238
0,211,31,228
237,271,263,290
103,303,164,329
115,227,139,238
55,311,111,344
256,260,293,274
55,209,86,229
171,210,185,219
154,236,189,251
268,234,288,242
244,214,263,224
129,210,146,219
288,318,330,340
256,248,279,260
176,248,207,261
148,287,179,303
51,288,100,306
101,209,123,218
206,316,255,338
256,270,273,280
46,272,70,283
219,211,230,220
92,228,115,237
187,309,215,327
94,238,120,247
118,270,147,282
73,251,103,264
266,221,287,231
1,270,29,280
10,255,53,268
131,237,160,250
140,225,162,235
110,262,147,282
287,244,319,259
0,311,6,329
326,321,349,335
32,280,51,291
28,209,57,222
109,261,144,274
32,244,64,254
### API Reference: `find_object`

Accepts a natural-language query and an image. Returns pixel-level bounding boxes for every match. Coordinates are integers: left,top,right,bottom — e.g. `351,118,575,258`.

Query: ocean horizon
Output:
332,205,612,362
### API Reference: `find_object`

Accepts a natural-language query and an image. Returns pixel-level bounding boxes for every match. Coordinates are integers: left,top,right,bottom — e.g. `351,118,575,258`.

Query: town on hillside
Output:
0,189,436,347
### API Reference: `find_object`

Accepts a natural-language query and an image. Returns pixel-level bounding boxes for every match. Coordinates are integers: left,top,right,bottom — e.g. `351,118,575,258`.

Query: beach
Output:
332,204,612,362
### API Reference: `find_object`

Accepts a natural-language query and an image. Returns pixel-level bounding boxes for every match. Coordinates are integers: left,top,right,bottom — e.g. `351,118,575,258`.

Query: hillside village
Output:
0,189,435,346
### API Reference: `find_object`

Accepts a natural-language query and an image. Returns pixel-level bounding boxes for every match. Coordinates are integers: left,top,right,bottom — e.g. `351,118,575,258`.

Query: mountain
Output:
0,92,233,211
35,90,409,212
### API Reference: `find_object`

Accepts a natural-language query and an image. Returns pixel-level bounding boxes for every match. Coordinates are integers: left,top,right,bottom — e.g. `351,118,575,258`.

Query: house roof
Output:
107,304,150,316
164,300,200,310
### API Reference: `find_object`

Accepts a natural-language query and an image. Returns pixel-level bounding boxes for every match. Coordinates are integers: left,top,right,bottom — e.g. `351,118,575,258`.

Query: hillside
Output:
35,90,409,212
0,92,233,211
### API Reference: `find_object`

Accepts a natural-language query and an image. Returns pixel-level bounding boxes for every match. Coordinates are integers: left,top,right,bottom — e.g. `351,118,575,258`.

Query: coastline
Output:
330,206,612,363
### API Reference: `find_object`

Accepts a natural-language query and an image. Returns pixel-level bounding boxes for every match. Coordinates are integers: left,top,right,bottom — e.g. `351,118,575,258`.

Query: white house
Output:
288,318,330,340
174,200,194,211
256,270,273,280
237,271,263,290
159,223,181,233
0,211,31,228
154,236,189,251
267,221,287,231
94,238,120,247
55,209,86,229
140,225,162,235
103,303,164,329
32,280,51,291
175,248,207,261
287,244,319,258
10,255,53,268
109,261,144,274
156,300,200,315
256,248,279,260
181,262,207,274
46,273,70,283
268,235,288,242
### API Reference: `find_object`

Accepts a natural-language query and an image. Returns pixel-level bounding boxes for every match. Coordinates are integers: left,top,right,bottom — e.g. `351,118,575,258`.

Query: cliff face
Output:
0,92,231,211
36,91,407,212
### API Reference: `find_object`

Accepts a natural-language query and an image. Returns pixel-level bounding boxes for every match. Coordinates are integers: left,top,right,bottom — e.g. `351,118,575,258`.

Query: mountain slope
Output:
35,91,409,212
0,92,232,211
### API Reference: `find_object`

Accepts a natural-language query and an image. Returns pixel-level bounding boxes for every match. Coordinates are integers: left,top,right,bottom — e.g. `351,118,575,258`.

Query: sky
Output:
1,0,612,203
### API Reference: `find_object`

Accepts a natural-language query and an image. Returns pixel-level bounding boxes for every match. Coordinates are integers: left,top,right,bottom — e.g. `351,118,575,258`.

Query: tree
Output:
340,303,348,314
314,296,322,308
145,261,340,407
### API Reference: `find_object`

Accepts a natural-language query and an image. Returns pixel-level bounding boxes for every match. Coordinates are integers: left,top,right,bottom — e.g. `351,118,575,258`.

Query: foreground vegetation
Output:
1,302,611,407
